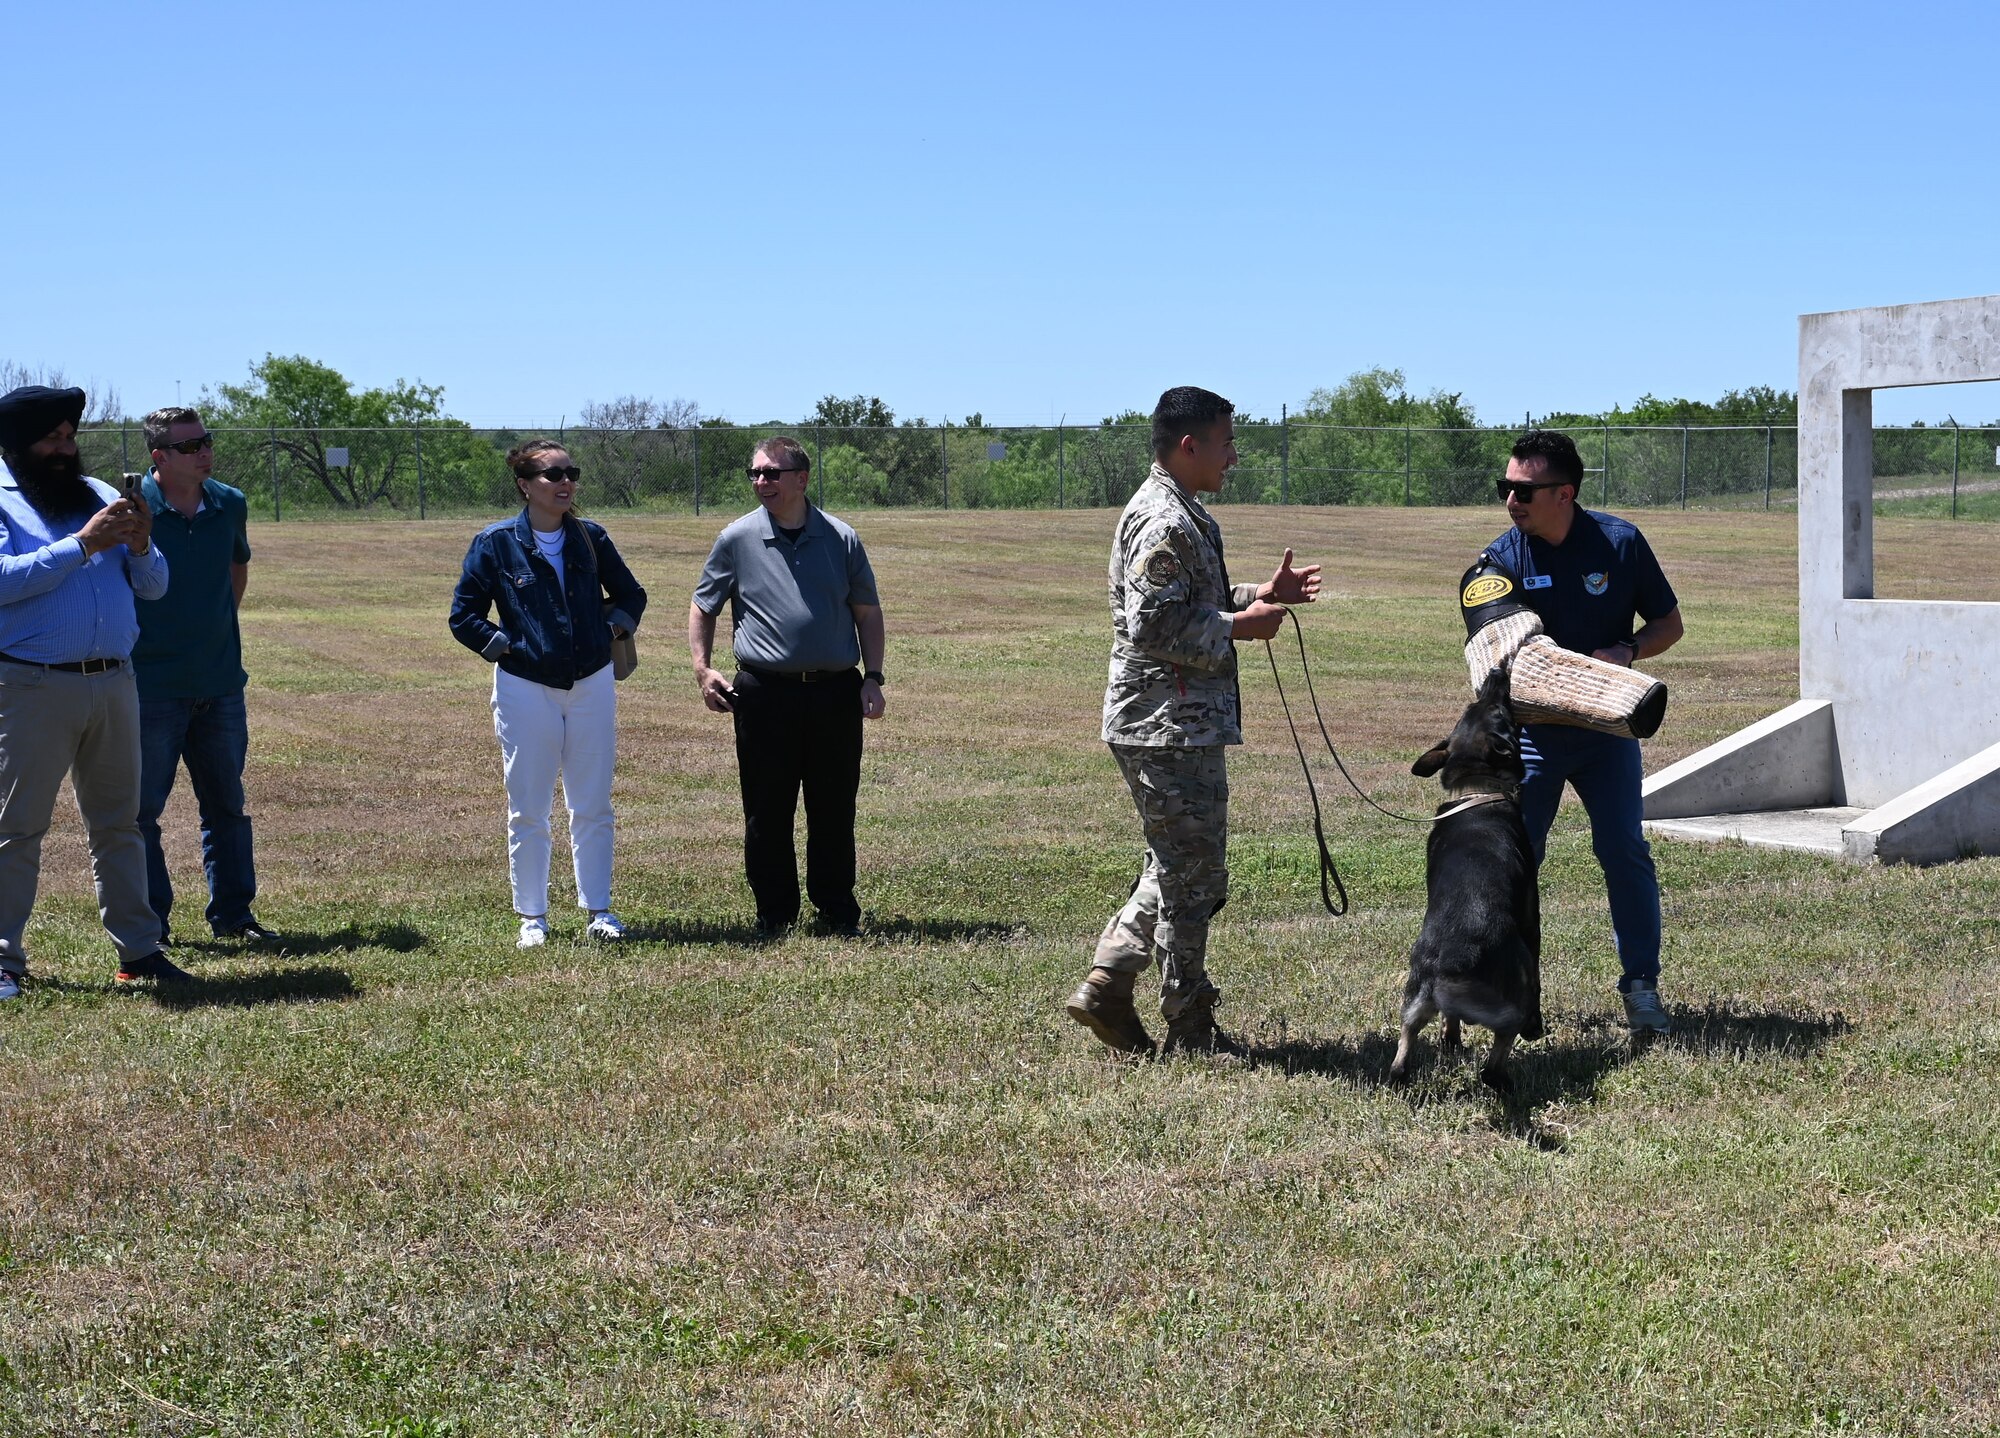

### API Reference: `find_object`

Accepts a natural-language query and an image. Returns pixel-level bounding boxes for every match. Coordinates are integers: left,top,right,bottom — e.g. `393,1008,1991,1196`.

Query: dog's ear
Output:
1411,740,1451,777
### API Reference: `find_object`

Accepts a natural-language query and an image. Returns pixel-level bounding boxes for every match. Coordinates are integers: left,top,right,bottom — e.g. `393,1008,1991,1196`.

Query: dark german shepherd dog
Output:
1390,668,1545,1092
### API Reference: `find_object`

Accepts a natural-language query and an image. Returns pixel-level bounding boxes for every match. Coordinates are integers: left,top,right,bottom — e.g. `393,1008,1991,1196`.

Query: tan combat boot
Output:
1161,988,1248,1062
1065,967,1155,1056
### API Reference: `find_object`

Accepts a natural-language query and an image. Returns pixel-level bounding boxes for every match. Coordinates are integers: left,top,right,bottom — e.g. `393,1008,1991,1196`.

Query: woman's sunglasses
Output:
532,465,582,483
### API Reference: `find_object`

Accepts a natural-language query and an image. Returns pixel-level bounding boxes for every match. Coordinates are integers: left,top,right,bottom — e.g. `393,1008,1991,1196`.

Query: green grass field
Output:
3,508,1997,1437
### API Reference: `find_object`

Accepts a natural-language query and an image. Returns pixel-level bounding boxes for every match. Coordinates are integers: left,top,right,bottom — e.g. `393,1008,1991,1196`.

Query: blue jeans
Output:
1517,723,1660,991
137,691,257,937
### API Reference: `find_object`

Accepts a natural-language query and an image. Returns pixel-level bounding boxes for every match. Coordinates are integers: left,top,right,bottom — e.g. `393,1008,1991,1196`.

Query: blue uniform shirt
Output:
0,471,170,663
1485,509,1677,656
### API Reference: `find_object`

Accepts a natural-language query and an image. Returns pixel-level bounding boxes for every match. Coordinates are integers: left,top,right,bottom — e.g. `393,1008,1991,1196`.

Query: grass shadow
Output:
621,915,1025,946
621,917,782,946
153,964,361,1009
1663,1000,1852,1057
858,916,1024,944
1250,1017,1639,1152
170,922,428,959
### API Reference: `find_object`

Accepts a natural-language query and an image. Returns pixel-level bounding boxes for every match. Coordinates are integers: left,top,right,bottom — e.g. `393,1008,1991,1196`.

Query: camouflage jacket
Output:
1101,465,1261,747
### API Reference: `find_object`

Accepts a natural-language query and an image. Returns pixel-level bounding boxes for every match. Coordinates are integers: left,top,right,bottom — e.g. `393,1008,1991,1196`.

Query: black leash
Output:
1261,608,1444,917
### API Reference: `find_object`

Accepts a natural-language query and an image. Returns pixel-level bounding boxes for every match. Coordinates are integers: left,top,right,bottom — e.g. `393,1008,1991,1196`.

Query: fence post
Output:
1601,426,1610,507
413,424,425,520
1403,425,1412,506
269,423,281,522
1280,404,1290,505
1679,424,1689,509
940,424,949,509
692,429,701,516
1057,423,1066,509
1951,418,1961,519
120,422,130,477
1763,425,1774,509
814,426,824,507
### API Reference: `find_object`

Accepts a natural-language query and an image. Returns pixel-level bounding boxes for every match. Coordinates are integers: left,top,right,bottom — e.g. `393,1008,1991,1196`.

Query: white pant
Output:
492,664,617,917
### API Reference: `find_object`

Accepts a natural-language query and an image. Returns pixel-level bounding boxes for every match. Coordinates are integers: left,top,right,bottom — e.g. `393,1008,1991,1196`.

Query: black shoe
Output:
217,920,279,944
116,952,193,985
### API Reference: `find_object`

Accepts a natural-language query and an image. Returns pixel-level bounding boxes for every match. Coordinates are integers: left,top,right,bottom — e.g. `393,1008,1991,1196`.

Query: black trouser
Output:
730,667,864,930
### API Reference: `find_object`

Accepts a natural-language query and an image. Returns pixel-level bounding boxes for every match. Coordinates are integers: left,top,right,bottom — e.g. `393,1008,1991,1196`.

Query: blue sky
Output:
7,0,1997,427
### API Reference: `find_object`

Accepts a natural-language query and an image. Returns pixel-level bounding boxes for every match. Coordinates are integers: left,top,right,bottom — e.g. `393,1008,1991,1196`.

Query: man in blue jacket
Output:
1484,430,1684,1035
132,406,274,946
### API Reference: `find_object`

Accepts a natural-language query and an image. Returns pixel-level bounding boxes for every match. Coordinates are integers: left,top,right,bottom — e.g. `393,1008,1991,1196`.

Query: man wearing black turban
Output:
0,385,188,998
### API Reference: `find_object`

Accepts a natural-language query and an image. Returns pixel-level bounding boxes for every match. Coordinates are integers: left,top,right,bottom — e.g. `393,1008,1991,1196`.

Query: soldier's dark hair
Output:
1151,386,1234,460
1511,430,1584,492
142,406,202,453
752,435,811,474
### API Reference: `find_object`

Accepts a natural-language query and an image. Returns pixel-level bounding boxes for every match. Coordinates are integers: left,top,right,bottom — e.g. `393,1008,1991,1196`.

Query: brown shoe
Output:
1162,989,1248,1062
1065,967,1155,1056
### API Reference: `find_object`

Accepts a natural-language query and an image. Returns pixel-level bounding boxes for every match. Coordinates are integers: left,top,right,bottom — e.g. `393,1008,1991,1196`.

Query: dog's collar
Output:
1433,791,1512,821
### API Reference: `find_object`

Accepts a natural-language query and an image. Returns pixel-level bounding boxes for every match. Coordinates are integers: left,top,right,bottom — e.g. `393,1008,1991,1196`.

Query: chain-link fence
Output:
74,421,2000,519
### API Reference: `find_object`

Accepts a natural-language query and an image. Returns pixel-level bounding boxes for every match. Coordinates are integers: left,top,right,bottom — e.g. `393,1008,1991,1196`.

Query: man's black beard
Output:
3,449,98,521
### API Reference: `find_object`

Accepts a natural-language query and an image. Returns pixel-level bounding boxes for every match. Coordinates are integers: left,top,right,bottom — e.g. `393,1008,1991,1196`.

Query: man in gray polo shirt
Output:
688,436,886,936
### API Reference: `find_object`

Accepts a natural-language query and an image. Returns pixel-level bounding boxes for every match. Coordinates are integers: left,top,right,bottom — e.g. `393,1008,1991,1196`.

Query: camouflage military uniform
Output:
1095,464,1262,1020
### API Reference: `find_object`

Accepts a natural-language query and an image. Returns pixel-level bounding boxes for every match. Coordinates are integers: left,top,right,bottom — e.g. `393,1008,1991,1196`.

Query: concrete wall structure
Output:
1643,294,2000,864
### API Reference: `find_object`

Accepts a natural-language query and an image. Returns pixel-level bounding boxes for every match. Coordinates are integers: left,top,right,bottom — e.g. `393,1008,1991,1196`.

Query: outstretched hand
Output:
1262,549,1321,606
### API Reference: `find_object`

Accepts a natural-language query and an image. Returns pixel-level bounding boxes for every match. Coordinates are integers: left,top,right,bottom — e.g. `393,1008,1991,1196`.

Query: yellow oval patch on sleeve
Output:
1462,574,1514,607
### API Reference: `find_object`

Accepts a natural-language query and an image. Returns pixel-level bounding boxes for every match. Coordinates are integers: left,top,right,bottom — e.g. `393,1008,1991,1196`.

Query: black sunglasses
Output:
746,466,808,480
1496,478,1564,502
164,433,215,455
532,465,582,483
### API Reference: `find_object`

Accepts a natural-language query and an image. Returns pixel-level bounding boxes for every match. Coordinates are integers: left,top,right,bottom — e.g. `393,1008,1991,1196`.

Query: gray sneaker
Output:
1621,980,1672,1036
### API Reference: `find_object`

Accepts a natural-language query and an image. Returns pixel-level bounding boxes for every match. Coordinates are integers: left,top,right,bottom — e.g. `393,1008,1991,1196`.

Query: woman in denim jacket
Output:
449,438,647,948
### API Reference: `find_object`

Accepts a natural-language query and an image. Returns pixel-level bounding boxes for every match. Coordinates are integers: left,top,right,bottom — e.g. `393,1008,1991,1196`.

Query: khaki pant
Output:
0,661,163,972
1093,743,1228,1020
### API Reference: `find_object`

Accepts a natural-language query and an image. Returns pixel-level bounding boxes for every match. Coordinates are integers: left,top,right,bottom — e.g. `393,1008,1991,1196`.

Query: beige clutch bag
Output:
604,602,638,681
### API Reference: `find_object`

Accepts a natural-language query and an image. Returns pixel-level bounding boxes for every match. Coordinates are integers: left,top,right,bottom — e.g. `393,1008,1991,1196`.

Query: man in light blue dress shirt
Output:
0,386,186,999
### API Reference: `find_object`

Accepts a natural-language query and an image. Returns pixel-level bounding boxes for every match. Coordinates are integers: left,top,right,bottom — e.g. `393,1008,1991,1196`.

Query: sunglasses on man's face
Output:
1496,479,1563,502
533,465,582,483
746,466,807,481
164,433,215,455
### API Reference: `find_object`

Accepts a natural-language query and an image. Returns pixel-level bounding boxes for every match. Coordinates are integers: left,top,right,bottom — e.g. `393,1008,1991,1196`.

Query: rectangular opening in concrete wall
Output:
1870,379,2000,601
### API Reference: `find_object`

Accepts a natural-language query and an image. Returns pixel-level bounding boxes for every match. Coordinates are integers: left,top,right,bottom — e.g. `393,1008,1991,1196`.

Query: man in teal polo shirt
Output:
132,406,274,944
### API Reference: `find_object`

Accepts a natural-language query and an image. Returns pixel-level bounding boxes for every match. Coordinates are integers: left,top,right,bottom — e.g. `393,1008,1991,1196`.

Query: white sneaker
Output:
586,910,627,941
517,916,551,949
1621,980,1671,1035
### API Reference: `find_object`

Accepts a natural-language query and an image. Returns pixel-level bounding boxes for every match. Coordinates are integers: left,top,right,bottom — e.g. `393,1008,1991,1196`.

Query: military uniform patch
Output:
1141,544,1182,587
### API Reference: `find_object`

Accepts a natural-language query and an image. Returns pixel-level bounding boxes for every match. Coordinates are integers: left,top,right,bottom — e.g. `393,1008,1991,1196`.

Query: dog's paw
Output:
1479,1065,1515,1094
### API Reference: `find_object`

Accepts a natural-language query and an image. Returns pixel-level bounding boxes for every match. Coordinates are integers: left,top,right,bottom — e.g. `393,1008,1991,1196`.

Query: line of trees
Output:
23,350,1996,513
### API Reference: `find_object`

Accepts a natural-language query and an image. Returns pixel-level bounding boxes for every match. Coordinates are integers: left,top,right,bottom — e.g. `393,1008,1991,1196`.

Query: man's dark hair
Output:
142,405,203,453
1512,430,1584,492
753,436,811,474
1151,386,1233,460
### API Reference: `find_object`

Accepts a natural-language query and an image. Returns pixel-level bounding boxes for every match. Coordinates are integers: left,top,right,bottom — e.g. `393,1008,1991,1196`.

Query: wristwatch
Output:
864,670,886,686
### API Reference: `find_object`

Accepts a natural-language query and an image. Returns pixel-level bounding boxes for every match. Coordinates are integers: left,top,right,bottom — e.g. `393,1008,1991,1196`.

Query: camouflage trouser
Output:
1093,743,1228,1020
